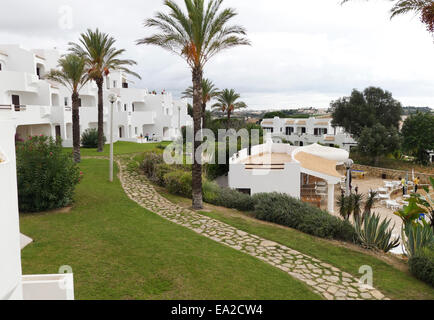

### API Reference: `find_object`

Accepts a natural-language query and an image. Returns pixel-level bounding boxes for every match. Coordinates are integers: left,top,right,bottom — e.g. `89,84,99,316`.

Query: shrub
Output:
354,213,400,252
153,163,176,186
140,152,164,179
202,180,220,204
409,244,434,287
202,181,255,211
81,128,106,148
16,135,80,212
164,170,192,198
214,187,255,211
252,192,356,242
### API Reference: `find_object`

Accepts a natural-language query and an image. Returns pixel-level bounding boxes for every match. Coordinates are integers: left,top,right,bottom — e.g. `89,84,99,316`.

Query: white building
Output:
228,139,350,213
261,116,357,152
1,116,74,300
0,44,192,145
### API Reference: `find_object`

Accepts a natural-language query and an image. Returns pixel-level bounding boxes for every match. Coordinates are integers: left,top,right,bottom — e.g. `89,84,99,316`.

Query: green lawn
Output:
19,159,320,300
63,141,171,157
162,191,434,300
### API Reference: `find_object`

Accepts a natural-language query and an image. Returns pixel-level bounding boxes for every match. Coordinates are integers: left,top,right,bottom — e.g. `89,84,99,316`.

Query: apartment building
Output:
0,44,192,145
261,116,357,152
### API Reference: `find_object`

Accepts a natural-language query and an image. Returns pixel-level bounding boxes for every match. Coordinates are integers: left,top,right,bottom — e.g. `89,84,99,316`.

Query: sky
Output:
1,0,433,110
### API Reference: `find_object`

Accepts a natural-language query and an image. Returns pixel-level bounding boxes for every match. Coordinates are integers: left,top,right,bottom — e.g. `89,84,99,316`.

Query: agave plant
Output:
401,221,434,257
355,212,400,253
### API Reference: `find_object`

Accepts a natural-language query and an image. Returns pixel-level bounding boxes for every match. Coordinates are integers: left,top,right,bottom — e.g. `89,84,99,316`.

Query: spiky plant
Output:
363,190,378,216
182,78,220,128
212,88,247,129
69,29,141,152
355,212,400,252
402,221,434,257
45,54,89,163
137,0,250,209
352,193,364,222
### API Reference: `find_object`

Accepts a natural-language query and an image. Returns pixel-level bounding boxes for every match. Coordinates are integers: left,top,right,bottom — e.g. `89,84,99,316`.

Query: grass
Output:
63,141,171,157
19,159,320,300
161,191,434,300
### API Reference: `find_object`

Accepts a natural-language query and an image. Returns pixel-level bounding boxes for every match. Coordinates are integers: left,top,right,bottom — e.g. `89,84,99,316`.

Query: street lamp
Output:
108,93,117,182
344,159,354,196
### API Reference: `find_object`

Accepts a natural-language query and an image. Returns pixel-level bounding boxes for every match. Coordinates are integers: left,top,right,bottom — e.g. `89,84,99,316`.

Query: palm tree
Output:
45,54,89,163
212,89,247,129
182,78,220,128
138,0,250,209
69,29,141,152
342,0,434,33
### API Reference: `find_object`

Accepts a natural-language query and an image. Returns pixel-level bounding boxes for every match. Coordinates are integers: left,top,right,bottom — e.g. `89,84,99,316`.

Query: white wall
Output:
0,118,23,300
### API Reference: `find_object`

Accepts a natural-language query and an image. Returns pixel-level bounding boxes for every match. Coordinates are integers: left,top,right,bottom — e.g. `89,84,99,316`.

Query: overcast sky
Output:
1,0,433,109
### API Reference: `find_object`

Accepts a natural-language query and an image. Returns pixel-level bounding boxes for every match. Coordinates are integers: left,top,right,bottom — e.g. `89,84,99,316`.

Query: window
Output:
36,67,41,79
124,104,127,111
132,103,135,112
64,97,68,106
314,128,328,136
301,127,306,134
113,80,117,88
264,127,273,133
0,63,2,71
78,98,82,107
122,82,128,88
135,127,138,135
285,127,294,135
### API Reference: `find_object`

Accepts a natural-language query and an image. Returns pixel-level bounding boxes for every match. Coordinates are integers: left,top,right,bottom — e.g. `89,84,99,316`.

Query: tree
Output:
357,123,402,165
342,0,434,34
45,54,89,163
138,0,250,209
331,87,403,138
402,112,434,164
182,78,220,128
212,89,247,129
69,29,140,152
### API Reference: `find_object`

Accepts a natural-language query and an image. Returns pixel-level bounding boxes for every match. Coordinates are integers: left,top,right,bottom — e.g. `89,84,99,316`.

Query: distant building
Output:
0,44,192,145
260,116,357,152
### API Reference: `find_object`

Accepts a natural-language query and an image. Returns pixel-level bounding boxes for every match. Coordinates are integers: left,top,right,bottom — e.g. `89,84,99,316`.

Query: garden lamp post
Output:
344,159,354,196
108,93,117,182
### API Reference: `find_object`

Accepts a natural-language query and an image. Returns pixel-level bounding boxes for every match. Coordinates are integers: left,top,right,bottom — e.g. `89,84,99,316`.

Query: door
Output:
119,127,123,138
12,95,20,111
55,125,61,142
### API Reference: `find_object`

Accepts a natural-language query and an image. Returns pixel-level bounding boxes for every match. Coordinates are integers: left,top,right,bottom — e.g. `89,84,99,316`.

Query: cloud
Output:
1,0,433,109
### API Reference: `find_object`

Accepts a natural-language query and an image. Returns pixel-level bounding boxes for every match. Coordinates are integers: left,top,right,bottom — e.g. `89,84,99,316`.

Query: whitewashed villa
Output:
229,138,349,214
261,116,357,151
0,44,192,145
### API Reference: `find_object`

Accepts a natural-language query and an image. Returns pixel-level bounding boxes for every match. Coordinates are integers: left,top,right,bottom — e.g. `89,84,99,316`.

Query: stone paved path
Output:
93,156,388,300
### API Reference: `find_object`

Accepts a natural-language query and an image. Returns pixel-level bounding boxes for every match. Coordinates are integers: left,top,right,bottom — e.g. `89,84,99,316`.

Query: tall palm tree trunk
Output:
227,110,231,130
192,67,203,209
71,92,81,163
202,103,207,129
96,77,104,152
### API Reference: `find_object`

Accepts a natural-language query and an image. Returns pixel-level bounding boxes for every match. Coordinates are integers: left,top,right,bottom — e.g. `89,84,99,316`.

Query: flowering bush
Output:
16,135,80,212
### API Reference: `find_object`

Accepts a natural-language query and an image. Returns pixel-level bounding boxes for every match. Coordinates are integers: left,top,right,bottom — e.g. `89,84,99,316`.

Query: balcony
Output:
0,71,39,93
0,105,52,125
131,111,156,126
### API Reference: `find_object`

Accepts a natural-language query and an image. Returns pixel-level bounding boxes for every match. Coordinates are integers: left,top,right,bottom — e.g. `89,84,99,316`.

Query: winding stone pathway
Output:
95,156,388,300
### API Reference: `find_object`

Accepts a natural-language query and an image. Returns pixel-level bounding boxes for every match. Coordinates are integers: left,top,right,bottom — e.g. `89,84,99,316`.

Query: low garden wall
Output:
337,164,434,184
